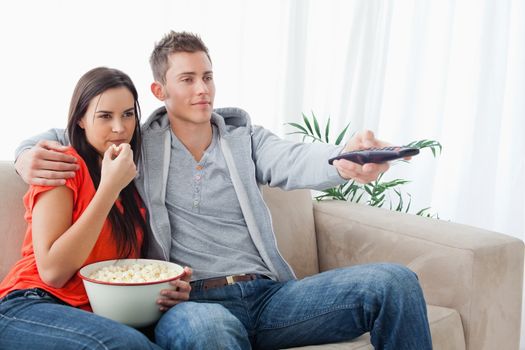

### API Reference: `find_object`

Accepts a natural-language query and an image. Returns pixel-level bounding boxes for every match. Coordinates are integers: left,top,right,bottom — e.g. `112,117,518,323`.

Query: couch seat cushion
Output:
286,304,465,349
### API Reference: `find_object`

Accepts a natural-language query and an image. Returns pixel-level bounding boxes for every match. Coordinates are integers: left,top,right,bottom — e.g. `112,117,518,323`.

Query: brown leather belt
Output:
191,274,269,291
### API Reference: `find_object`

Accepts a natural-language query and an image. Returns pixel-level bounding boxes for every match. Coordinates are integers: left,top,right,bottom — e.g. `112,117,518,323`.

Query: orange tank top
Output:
0,147,144,310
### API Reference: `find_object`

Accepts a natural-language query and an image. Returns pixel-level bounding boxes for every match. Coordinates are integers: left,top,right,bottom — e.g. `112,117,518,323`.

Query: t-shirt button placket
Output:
193,165,203,210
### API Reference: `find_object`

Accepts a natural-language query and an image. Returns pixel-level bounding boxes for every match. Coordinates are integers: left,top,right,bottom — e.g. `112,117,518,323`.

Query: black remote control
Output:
328,146,420,165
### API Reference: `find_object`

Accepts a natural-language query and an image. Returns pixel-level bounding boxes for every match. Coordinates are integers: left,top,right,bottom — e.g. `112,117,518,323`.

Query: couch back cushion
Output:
0,161,28,281
261,186,319,278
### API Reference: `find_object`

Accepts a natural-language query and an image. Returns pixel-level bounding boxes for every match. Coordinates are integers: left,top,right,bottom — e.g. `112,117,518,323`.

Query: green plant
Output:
286,112,442,218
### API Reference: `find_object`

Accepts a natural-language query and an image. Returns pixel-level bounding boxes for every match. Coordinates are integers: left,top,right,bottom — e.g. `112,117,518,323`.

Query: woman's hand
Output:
157,266,193,311
99,143,136,195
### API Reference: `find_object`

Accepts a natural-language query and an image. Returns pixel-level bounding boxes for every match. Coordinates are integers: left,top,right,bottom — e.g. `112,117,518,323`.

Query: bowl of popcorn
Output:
78,258,184,327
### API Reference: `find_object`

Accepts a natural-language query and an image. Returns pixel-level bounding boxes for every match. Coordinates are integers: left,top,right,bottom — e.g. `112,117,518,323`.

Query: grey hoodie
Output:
15,106,344,281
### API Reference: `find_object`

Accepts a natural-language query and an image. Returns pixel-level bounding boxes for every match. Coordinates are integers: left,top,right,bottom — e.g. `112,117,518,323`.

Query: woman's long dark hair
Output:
66,67,149,258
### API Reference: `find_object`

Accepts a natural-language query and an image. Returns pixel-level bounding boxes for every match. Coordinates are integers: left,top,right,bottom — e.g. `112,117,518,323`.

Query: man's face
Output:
157,51,215,127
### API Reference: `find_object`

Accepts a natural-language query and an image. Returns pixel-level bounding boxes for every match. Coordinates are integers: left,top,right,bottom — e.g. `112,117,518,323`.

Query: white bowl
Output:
78,258,184,328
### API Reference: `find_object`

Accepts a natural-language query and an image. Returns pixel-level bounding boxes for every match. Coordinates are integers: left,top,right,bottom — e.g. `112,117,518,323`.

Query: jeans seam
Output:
0,313,110,350
257,303,363,330
224,282,256,338
239,285,255,333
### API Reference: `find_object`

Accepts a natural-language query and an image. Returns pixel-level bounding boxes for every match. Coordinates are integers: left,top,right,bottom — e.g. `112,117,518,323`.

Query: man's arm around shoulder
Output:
15,128,78,186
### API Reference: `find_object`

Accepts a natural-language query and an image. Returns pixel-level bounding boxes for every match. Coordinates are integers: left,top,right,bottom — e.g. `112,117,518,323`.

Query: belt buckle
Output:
226,275,235,285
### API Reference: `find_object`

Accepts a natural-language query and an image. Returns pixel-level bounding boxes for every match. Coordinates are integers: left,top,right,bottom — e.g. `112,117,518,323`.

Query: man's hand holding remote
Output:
332,130,391,184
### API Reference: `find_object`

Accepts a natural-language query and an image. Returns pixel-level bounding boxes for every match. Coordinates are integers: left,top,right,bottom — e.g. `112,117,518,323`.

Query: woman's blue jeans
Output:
155,263,432,350
0,288,161,350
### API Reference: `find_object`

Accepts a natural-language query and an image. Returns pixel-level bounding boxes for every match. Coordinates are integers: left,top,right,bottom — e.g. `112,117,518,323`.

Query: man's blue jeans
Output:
155,263,432,349
0,288,161,349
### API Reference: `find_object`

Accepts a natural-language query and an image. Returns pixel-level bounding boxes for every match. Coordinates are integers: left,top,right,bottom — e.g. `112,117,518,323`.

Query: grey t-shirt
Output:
165,124,274,281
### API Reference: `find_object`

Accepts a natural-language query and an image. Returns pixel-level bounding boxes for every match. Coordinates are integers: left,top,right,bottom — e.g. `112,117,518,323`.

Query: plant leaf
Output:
405,193,412,213
407,139,442,157
324,117,331,143
312,111,322,139
416,207,430,216
286,131,309,136
285,122,309,134
394,189,403,211
302,113,314,135
335,122,351,146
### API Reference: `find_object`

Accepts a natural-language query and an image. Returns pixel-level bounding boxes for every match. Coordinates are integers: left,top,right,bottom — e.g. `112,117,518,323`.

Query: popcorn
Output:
88,262,178,283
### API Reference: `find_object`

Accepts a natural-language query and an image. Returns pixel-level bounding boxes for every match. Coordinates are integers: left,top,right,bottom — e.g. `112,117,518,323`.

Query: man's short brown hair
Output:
149,31,211,84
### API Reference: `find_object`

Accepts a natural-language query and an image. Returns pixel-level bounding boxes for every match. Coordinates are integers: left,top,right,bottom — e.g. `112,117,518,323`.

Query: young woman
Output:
0,67,175,349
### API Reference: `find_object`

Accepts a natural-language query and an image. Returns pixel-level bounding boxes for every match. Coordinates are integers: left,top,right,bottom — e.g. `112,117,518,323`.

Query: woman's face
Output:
78,87,136,156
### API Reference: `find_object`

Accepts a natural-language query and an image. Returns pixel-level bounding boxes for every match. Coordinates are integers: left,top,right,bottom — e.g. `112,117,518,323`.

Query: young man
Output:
15,31,432,349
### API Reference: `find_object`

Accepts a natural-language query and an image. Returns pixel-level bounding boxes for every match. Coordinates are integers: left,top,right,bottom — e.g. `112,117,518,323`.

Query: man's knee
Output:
365,263,426,308
376,263,420,290
155,302,249,349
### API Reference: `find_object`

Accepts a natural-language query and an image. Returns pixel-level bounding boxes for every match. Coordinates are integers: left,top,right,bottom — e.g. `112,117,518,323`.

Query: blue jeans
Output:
155,263,432,349
0,288,162,350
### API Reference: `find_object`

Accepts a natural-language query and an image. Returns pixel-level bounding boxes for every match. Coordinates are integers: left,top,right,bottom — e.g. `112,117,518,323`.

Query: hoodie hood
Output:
142,106,252,135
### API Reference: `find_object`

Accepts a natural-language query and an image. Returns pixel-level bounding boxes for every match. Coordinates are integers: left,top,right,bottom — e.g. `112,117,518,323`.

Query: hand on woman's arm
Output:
15,140,79,186
32,144,136,288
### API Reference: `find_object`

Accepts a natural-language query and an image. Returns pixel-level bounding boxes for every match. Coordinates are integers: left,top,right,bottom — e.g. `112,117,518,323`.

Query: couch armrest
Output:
0,161,28,280
313,201,524,350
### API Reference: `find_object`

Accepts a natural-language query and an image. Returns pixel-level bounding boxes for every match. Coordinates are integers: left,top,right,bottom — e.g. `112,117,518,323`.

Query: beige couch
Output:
1,160,523,349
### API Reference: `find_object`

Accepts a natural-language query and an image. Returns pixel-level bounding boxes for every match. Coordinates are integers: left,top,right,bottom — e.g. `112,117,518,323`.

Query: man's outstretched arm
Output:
252,128,393,190
15,129,78,186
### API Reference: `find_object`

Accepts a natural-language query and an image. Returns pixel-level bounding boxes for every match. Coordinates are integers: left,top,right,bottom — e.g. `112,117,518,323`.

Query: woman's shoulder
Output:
23,147,91,211
63,146,81,161
63,147,89,174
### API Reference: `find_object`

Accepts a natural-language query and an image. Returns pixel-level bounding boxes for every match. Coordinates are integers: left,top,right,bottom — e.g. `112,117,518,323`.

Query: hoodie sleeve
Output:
251,125,346,190
15,128,69,161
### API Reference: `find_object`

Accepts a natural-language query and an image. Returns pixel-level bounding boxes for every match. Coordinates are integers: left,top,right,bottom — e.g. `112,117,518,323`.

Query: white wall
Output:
0,0,292,160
